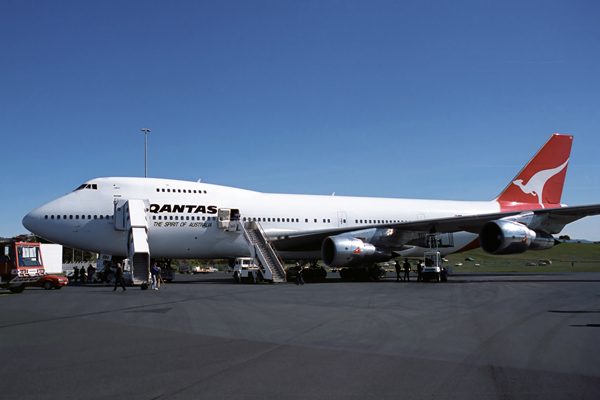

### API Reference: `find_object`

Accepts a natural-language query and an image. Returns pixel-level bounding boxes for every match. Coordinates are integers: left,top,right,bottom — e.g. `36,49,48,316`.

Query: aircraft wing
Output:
271,203,600,252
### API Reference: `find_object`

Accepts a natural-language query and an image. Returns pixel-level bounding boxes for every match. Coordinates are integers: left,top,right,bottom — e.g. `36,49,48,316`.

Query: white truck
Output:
232,258,260,283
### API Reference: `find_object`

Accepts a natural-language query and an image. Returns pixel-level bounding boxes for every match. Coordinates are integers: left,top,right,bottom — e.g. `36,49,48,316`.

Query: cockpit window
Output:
74,183,98,191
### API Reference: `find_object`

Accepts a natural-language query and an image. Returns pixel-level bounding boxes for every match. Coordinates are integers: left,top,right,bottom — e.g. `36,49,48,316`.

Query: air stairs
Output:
241,221,286,283
114,199,151,285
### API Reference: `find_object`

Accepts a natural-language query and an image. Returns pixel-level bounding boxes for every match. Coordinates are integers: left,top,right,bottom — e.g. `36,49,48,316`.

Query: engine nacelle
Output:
479,220,555,255
321,236,392,268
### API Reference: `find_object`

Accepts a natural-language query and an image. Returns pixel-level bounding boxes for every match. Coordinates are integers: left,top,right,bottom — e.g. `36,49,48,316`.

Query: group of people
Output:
72,264,96,283
70,261,163,291
395,259,425,282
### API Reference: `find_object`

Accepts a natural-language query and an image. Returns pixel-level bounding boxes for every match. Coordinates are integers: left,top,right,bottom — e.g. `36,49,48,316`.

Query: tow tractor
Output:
1,242,68,293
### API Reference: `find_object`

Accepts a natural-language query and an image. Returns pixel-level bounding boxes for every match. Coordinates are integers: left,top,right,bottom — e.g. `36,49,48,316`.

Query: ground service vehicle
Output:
421,250,443,282
0,242,68,293
232,258,260,283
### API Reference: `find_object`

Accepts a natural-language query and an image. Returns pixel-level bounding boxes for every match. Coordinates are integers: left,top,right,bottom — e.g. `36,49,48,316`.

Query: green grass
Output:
444,242,600,273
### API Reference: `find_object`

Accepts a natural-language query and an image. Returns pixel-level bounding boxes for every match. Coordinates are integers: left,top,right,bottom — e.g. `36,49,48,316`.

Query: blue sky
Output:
2,0,600,240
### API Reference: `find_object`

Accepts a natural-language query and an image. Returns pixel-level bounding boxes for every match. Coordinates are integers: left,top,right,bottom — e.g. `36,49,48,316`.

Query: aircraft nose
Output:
22,209,40,234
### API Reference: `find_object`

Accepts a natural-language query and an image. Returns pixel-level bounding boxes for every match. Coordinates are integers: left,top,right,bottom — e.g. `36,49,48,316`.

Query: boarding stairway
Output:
114,199,151,285
241,221,286,283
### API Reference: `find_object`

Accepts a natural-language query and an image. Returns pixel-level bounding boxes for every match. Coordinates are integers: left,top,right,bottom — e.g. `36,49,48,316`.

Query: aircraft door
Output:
337,211,348,228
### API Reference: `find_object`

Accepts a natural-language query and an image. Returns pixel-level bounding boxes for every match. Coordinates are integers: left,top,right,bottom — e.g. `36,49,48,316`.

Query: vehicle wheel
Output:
43,281,53,290
9,284,26,294
106,273,115,283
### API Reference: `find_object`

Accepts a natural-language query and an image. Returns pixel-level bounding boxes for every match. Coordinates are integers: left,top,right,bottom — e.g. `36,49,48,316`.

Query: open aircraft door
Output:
218,208,241,231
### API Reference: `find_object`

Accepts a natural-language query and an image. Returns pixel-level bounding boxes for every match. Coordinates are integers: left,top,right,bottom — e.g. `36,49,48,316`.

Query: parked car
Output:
454,262,463,267
30,275,69,290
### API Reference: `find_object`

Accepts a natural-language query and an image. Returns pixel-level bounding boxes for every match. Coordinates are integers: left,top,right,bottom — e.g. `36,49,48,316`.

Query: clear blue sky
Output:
2,0,600,240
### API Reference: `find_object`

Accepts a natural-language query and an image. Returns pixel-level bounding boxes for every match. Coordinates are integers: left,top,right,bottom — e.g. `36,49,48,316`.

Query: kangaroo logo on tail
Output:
511,159,569,205
496,134,572,208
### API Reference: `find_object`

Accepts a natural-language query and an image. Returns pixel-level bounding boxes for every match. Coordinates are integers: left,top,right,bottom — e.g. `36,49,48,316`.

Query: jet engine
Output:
321,236,392,268
479,220,555,255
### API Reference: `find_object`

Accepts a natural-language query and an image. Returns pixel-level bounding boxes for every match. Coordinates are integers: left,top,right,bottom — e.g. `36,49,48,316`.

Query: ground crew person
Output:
395,261,402,281
403,258,411,281
113,263,127,291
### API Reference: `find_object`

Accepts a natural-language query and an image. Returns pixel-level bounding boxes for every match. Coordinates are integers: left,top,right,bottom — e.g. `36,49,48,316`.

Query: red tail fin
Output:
496,134,572,206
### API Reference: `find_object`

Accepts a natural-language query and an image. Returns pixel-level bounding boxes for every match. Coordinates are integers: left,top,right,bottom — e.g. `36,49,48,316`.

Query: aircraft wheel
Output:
339,268,351,281
43,281,53,290
369,266,386,281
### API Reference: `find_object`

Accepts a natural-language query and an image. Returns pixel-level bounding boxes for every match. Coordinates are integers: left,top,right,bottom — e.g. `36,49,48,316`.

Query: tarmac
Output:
1,272,600,400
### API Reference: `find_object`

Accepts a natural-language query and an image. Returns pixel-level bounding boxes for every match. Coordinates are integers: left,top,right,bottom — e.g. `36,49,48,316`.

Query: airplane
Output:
22,133,600,280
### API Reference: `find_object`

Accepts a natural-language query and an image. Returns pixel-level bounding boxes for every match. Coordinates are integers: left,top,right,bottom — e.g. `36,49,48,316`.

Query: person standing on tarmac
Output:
150,262,161,290
113,263,126,291
87,264,95,283
416,261,423,282
395,261,402,282
403,258,411,281
295,262,304,285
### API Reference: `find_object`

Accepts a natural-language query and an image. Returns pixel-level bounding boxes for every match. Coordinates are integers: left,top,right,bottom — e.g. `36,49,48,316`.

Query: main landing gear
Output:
339,265,386,282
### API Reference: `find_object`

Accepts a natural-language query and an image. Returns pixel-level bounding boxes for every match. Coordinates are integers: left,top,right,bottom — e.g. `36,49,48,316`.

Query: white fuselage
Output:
23,177,498,259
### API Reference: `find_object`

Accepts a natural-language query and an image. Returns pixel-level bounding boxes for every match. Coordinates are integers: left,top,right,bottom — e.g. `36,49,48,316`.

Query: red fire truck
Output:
0,242,68,293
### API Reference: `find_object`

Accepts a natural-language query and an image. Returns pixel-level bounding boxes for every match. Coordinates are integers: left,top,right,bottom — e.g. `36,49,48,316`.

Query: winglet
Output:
495,134,573,206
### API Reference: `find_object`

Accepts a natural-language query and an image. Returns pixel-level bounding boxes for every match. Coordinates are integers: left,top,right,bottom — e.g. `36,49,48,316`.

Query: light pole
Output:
141,129,151,177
